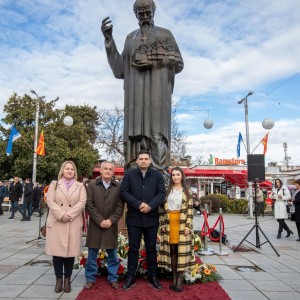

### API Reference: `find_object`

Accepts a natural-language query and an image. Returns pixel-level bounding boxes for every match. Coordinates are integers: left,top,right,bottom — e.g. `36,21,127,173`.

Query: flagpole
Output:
238,91,254,219
31,90,40,183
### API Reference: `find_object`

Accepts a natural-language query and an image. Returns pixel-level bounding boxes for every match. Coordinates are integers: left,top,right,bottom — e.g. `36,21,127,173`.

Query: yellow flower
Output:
210,265,216,272
99,252,105,260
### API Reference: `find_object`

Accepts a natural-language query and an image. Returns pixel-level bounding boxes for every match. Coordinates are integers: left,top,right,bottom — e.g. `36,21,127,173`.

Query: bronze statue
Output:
101,0,183,170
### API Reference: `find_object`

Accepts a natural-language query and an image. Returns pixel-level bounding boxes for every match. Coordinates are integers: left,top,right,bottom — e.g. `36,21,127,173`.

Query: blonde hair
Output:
57,160,78,180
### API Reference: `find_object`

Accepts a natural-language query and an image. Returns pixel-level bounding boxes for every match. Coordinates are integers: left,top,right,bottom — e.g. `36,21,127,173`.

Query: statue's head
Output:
133,0,156,27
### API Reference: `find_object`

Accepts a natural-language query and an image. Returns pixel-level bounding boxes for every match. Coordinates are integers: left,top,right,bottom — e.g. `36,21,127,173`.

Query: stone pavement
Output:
0,209,300,299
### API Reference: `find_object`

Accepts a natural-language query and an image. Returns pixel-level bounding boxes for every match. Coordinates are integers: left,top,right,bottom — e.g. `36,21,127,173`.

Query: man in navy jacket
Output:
120,150,166,290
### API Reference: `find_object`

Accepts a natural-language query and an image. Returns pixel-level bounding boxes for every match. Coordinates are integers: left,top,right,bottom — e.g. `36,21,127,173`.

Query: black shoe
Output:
20,218,27,221
286,230,293,237
277,233,281,239
26,218,31,221
296,238,300,242
149,277,162,290
7,217,14,220
123,277,135,290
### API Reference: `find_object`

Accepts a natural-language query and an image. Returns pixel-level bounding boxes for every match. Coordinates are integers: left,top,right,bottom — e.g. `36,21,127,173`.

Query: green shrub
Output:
200,194,248,214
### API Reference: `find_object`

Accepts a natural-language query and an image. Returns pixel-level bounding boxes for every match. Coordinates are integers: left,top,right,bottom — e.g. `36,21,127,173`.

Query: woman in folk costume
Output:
45,161,87,293
158,167,196,292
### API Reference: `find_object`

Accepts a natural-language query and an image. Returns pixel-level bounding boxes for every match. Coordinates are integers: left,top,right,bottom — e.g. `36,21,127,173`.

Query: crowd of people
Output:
0,177,45,221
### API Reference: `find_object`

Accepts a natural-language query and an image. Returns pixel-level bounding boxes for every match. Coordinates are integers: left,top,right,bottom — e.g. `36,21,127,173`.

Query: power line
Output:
265,72,299,95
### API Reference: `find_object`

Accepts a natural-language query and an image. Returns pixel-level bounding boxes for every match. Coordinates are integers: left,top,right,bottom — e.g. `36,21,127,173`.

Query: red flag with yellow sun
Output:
261,132,269,155
36,130,45,156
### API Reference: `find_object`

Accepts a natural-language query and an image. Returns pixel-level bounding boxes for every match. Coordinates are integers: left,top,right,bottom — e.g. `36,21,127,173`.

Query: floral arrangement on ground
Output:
74,233,222,284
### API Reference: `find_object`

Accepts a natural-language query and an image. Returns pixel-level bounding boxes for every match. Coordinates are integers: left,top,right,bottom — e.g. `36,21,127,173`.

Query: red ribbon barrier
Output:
200,210,225,242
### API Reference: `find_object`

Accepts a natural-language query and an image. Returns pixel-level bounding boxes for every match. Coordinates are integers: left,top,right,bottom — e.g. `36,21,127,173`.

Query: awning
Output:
92,166,272,189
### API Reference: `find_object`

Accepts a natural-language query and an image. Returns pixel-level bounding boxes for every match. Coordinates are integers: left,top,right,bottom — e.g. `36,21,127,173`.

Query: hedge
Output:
199,194,248,214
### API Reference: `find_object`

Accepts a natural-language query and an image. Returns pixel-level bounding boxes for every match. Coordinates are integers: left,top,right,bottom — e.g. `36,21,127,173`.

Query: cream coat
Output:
270,186,291,219
45,180,87,257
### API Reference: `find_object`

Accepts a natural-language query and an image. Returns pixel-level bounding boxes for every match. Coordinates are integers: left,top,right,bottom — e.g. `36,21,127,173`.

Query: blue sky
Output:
1,0,300,165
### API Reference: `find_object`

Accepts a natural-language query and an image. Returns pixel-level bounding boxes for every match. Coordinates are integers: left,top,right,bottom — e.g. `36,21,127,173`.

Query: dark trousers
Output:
127,224,159,278
257,202,264,216
296,222,300,238
22,201,32,219
0,197,3,215
52,256,75,279
10,201,24,218
277,219,290,234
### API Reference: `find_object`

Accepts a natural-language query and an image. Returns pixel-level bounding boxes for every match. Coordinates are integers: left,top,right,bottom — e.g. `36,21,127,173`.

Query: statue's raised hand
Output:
101,16,113,41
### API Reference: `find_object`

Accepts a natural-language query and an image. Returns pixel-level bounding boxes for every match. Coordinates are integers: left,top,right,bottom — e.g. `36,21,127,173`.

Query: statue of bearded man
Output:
101,0,183,171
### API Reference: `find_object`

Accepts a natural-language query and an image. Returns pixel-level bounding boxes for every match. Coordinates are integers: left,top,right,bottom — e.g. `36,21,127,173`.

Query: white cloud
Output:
1,0,300,166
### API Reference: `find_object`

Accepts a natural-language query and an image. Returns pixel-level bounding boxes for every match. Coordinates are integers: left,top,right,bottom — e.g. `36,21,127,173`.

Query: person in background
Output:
45,161,87,293
191,193,201,215
31,182,42,216
7,177,24,220
84,161,124,290
270,178,293,239
292,179,300,242
158,167,196,293
120,150,166,290
254,184,265,217
21,178,33,221
0,181,9,216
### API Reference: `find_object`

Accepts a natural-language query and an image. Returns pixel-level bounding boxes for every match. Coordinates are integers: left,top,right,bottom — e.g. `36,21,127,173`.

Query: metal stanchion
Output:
214,208,228,256
199,204,214,256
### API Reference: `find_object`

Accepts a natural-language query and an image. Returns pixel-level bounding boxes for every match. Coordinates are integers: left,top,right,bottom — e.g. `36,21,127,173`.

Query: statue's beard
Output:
139,19,154,28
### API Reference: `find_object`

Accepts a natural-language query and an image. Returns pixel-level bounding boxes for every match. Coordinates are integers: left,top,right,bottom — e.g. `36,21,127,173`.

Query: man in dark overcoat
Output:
84,161,124,290
120,150,166,290
21,178,33,221
7,177,24,219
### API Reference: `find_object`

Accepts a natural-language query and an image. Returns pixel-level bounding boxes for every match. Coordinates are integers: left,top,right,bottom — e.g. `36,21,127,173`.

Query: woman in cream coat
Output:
46,161,87,293
270,178,293,239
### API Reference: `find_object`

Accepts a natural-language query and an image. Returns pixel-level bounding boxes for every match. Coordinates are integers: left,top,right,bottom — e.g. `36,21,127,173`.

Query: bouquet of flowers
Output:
74,249,107,270
184,263,222,284
194,234,203,253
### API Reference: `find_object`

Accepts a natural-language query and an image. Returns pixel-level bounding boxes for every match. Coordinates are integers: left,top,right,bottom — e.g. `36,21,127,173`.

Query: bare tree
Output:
97,106,124,163
191,156,209,166
96,104,188,164
171,103,188,162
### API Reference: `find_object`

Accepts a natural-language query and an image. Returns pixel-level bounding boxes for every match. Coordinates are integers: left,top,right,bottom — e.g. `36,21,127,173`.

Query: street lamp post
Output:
31,90,40,184
238,91,254,218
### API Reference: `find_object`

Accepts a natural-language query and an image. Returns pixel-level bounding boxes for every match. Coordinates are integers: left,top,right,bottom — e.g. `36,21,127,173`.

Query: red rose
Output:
140,249,147,258
80,257,87,267
117,264,125,275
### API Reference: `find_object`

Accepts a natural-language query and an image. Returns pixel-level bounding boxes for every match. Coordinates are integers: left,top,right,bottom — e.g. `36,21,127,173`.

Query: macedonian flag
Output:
261,132,269,155
36,130,45,156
